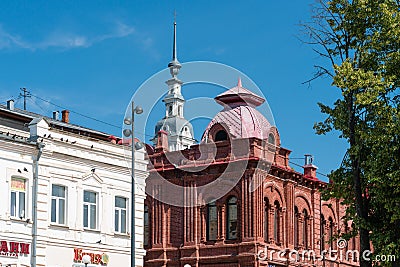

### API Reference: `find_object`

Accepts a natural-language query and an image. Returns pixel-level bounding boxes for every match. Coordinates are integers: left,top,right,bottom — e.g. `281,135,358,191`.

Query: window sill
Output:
9,217,31,224
50,223,70,230
83,228,101,233
202,240,217,245
114,232,130,238
224,239,238,244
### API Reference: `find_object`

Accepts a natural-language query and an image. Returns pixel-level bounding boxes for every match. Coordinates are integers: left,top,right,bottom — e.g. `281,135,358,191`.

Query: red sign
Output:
0,241,30,258
11,179,26,191
74,248,109,266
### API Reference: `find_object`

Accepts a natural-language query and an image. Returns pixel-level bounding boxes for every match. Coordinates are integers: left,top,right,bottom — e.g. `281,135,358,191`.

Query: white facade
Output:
0,108,148,267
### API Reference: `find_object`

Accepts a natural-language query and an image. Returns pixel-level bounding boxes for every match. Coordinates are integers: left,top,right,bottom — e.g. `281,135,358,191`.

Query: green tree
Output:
302,0,400,266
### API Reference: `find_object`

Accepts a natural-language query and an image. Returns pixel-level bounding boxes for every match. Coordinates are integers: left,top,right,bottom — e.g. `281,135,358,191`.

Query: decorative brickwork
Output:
144,83,359,267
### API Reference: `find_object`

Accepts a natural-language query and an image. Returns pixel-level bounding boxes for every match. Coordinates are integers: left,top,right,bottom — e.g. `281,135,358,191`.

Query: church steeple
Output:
164,17,184,117
152,16,196,151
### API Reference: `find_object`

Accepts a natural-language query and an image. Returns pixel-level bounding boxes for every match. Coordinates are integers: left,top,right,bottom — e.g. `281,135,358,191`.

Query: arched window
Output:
328,217,334,249
274,201,280,243
320,215,326,252
207,201,218,241
303,209,309,249
264,198,269,242
144,205,149,246
294,206,299,248
226,197,238,240
215,130,228,142
168,106,173,116
268,133,275,145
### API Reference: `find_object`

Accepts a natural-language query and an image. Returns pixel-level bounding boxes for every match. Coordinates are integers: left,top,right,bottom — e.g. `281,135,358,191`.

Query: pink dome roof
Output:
202,78,273,141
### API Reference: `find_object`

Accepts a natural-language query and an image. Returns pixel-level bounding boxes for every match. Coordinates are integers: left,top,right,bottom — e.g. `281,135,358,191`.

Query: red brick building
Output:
143,80,360,267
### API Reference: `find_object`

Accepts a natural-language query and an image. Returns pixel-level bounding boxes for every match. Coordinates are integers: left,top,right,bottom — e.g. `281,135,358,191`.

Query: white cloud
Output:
0,25,32,50
0,22,136,51
93,21,135,43
38,34,90,49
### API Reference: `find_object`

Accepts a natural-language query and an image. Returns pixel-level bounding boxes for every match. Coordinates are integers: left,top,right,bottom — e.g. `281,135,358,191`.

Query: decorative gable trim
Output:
82,172,103,184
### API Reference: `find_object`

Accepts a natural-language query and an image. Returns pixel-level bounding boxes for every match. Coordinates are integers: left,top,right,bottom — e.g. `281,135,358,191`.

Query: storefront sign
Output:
0,241,30,258
74,248,109,266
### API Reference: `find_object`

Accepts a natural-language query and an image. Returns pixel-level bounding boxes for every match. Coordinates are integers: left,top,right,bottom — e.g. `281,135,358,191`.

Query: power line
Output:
289,160,329,178
30,93,122,129
29,91,154,138
28,97,49,115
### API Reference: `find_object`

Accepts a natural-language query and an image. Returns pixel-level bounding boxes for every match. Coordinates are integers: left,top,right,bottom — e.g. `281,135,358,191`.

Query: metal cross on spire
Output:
174,10,177,23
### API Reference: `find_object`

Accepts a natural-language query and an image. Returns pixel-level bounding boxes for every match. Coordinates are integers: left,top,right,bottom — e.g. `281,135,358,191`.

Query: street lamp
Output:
82,255,91,267
123,101,143,267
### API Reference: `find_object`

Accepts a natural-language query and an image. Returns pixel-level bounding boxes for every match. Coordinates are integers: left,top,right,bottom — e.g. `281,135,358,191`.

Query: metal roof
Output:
0,104,113,141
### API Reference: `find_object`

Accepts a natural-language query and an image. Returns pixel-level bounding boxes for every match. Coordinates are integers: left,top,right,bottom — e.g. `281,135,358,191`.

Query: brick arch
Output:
205,122,231,143
268,126,281,147
263,182,286,207
321,202,337,222
219,186,241,204
198,181,240,205
294,193,312,214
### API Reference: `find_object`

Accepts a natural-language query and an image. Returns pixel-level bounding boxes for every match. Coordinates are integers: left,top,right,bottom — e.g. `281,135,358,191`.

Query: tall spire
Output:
168,12,181,77
152,12,196,151
172,11,177,62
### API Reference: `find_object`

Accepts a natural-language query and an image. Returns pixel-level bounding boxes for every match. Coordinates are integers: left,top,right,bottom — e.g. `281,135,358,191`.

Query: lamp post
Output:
123,101,143,267
82,255,91,267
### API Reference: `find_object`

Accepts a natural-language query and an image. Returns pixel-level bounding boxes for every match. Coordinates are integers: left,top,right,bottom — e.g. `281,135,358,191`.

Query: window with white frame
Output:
83,191,97,229
114,196,127,233
51,185,66,224
10,177,26,218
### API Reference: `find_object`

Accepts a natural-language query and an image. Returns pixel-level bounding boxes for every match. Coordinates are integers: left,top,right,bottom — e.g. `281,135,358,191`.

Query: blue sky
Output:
0,1,347,180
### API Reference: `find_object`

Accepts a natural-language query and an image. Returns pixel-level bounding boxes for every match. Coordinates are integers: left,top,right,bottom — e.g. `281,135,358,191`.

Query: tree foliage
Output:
303,0,400,266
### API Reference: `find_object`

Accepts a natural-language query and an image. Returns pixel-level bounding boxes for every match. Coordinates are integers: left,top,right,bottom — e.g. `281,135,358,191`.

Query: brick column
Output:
284,181,295,247
269,206,275,244
200,206,206,242
307,216,313,249
280,207,286,245
241,173,254,241
218,205,225,241
298,214,304,249
184,180,197,244
151,184,163,246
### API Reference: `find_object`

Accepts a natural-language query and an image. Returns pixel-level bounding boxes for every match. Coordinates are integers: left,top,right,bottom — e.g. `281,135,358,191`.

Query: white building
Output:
0,102,148,267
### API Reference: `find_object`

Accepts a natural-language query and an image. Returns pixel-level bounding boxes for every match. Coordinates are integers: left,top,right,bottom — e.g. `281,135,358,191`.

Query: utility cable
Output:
29,92,154,138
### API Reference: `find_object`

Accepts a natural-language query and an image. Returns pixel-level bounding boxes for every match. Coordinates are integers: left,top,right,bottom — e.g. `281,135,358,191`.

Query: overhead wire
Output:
29,92,154,138
17,89,331,178
28,97,49,115
289,159,329,178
